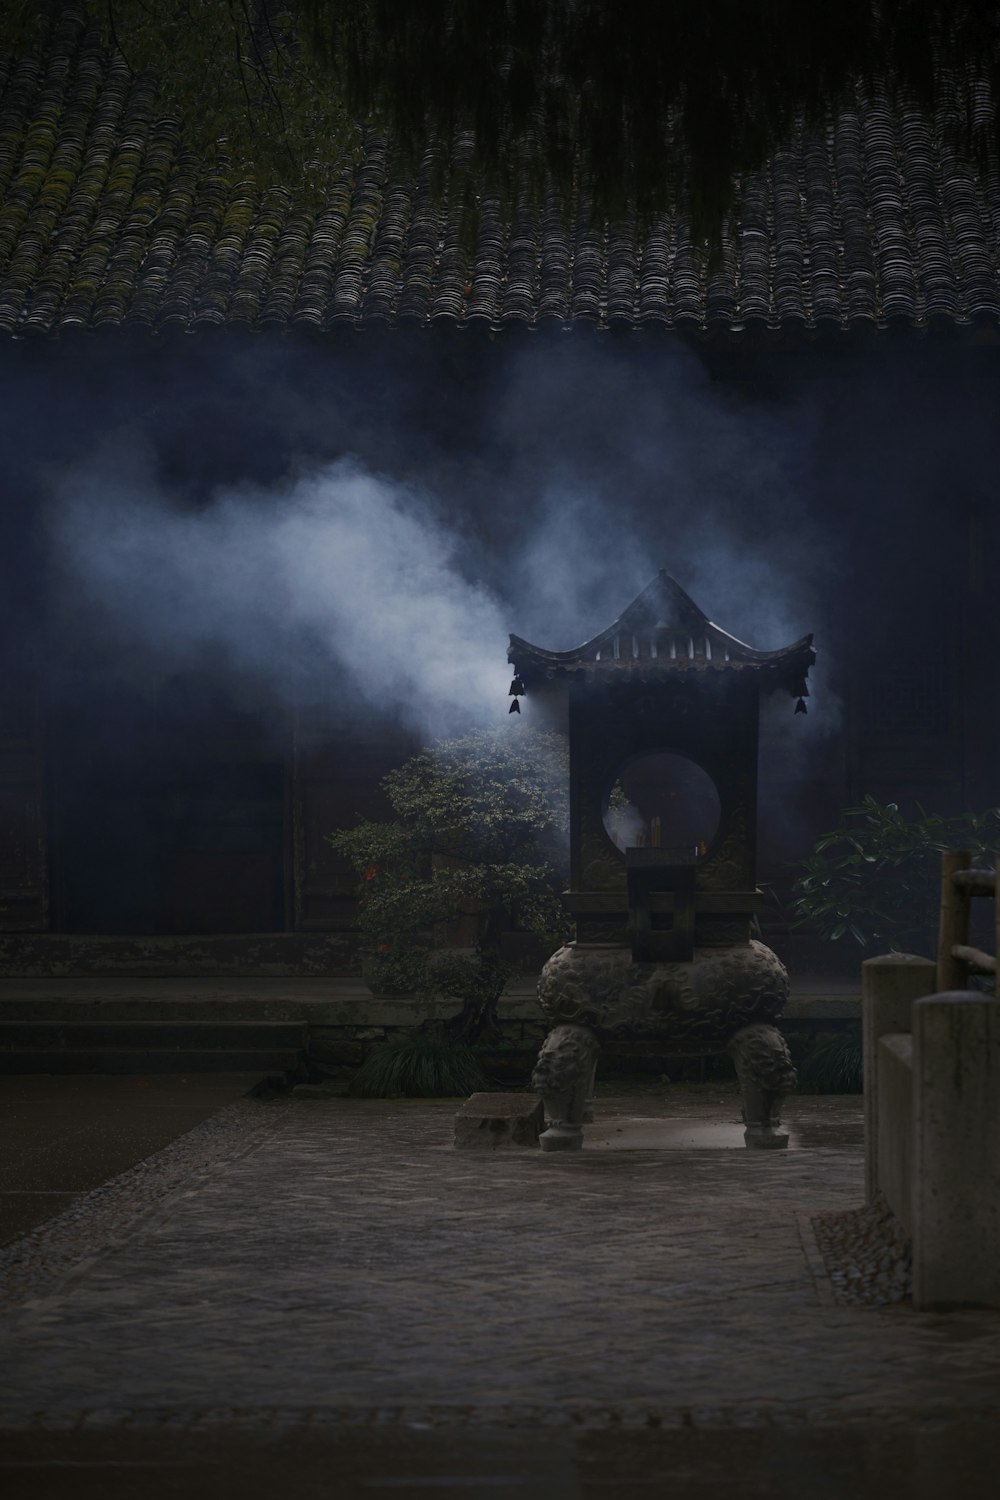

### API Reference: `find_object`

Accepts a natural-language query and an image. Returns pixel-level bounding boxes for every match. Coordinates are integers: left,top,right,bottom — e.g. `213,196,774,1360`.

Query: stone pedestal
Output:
729,1023,797,1149
532,939,795,1150
531,1023,599,1151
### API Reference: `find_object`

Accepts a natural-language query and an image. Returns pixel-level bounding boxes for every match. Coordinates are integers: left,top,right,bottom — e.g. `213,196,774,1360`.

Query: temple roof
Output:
2,10,1000,340
508,572,815,696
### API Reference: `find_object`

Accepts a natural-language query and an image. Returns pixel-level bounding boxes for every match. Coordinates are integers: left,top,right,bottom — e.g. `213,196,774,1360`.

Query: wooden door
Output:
0,657,48,931
291,704,415,931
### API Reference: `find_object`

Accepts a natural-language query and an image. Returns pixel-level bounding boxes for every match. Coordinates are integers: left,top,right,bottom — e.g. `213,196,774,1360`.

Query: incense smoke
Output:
3,327,991,877
40,336,839,759
47,444,513,738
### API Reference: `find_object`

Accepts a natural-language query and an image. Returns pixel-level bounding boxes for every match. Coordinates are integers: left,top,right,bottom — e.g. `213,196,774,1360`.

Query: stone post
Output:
912,992,1000,1310
862,953,937,1203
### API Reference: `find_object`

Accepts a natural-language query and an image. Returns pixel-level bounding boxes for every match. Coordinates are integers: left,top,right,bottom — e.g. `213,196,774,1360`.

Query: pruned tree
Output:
328,725,570,1043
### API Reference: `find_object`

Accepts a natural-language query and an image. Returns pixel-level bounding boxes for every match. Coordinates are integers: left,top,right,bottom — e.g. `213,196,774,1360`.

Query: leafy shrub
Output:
328,725,570,1041
350,1033,489,1099
791,796,1000,953
796,1032,863,1095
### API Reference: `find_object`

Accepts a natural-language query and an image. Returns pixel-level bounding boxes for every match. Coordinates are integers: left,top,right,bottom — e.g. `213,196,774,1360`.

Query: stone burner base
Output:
532,941,798,1151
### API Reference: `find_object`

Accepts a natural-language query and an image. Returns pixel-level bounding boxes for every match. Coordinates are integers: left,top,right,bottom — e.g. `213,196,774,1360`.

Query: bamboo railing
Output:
936,851,999,996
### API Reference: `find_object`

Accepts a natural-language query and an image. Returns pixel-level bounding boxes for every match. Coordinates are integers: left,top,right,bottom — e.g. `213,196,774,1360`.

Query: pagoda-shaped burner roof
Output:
508,572,815,694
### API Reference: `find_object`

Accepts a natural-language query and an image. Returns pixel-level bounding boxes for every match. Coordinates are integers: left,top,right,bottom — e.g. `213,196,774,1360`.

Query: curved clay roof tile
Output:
3,9,1000,338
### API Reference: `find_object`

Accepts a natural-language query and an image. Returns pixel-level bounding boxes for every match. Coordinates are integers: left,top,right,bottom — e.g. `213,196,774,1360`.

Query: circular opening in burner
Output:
602,752,721,854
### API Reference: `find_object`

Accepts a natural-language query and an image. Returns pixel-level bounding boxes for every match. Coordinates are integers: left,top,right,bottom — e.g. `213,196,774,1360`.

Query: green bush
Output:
350,1033,489,1099
790,796,1000,954
328,725,570,1042
796,1032,863,1095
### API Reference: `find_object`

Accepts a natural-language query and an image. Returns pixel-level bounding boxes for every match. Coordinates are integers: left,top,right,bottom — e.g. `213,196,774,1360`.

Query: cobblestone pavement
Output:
1,1085,998,1444
0,1074,270,1248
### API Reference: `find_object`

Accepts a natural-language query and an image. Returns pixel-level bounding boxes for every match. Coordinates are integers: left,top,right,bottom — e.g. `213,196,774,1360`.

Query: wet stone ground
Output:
0,1080,997,1497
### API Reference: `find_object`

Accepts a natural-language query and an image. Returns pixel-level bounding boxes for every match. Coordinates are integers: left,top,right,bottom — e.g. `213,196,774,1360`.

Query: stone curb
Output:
0,1092,287,1313
1,1401,997,1434
0,978,861,1027
794,1211,837,1306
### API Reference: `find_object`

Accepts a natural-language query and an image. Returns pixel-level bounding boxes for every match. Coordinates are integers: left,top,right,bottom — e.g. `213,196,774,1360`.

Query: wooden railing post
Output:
937,850,971,992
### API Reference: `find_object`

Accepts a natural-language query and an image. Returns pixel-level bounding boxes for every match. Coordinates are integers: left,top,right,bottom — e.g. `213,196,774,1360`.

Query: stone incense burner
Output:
507,571,815,1151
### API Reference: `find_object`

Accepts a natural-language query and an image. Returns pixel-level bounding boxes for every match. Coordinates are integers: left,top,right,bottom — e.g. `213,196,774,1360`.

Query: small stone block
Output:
539,1123,584,1152
454,1092,544,1150
744,1125,789,1150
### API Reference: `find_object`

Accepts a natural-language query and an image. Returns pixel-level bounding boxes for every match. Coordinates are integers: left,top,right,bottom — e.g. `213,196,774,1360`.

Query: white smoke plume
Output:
0,329,993,891
39,335,841,785
46,447,513,738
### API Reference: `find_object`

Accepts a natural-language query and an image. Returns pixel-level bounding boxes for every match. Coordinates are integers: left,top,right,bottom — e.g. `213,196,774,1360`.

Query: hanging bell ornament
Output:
794,697,807,715
509,675,525,696
792,679,810,698
509,698,521,714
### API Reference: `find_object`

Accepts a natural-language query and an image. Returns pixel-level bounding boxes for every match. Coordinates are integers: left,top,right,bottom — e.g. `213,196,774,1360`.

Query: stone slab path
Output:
1,1087,998,1437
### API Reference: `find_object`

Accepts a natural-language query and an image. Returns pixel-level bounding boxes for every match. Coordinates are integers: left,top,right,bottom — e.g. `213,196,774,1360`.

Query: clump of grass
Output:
350,1032,489,1098
797,1032,863,1095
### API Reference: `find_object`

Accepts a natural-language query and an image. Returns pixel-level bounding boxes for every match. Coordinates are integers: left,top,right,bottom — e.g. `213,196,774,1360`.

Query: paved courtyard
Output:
1,1083,998,1496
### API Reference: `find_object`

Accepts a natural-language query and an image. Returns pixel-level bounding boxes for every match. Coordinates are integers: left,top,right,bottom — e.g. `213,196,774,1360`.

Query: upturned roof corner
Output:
508,571,815,696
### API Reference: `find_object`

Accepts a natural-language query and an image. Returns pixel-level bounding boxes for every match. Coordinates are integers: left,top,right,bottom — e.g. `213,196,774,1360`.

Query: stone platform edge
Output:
0,977,861,1026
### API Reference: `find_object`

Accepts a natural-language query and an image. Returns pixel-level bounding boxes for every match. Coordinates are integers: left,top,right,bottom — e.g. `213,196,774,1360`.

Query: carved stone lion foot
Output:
727,1022,798,1150
531,1022,600,1152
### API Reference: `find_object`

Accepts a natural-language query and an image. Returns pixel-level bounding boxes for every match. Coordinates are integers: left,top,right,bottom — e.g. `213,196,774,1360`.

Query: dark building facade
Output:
1,6,999,974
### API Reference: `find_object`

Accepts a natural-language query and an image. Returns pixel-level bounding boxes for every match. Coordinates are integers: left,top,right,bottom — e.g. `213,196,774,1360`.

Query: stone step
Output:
0,979,464,1026
0,1047,305,1075
0,1019,309,1076
0,974,861,1024
0,974,861,1077
0,932,356,977
0,1021,309,1049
